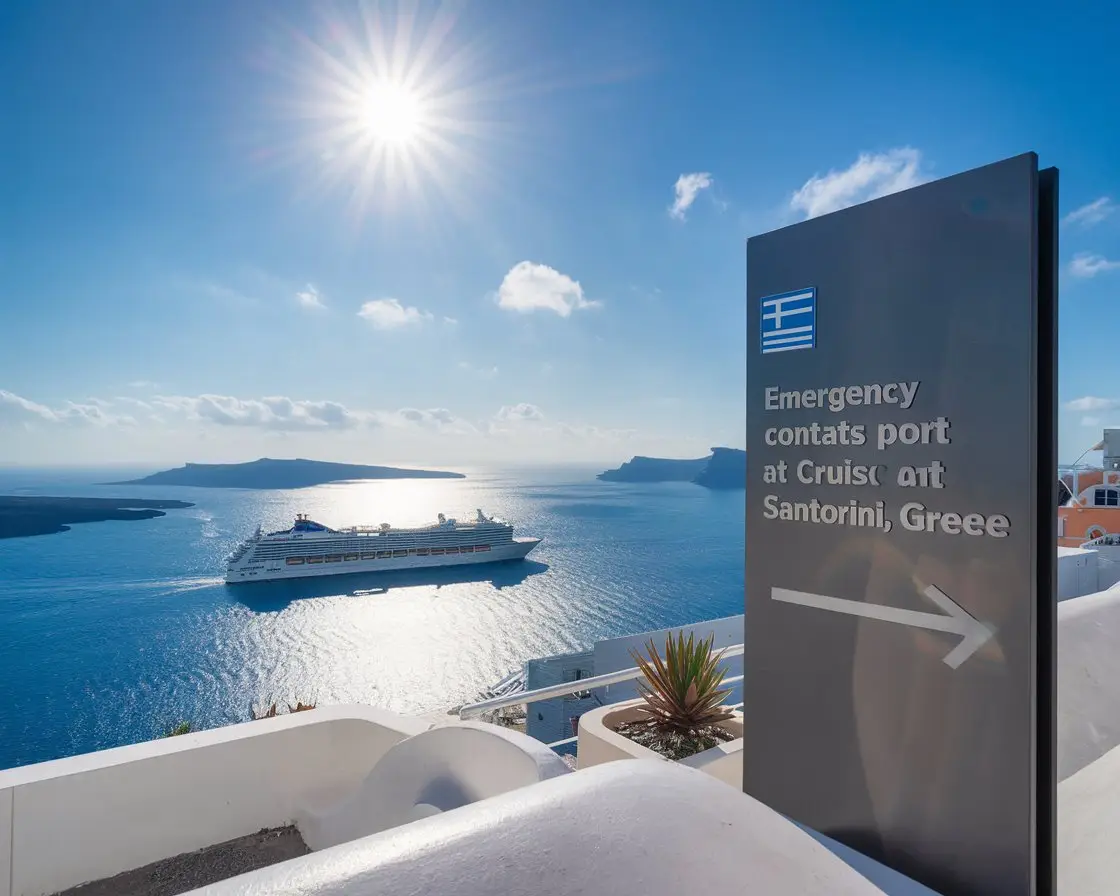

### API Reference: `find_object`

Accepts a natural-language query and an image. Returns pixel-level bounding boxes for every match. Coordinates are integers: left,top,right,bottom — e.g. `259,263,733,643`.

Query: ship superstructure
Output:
225,510,540,583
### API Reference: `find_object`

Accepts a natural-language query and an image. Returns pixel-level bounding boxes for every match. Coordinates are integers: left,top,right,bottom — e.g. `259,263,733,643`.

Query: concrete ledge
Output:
1,787,12,896
0,705,430,896
1059,740,1120,894
679,735,743,788
191,760,892,896
1057,583,1120,780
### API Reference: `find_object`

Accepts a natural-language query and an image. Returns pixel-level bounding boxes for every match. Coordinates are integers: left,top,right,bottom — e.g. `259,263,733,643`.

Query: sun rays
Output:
249,1,651,236
261,1,498,226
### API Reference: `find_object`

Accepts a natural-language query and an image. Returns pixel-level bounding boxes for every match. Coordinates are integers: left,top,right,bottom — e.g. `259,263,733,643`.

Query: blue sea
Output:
0,465,744,770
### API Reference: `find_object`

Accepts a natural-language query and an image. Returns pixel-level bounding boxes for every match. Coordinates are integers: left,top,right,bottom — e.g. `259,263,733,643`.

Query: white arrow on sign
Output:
771,585,995,669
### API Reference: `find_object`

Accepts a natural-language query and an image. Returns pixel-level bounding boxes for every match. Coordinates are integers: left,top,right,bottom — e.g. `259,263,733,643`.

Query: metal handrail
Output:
459,643,744,720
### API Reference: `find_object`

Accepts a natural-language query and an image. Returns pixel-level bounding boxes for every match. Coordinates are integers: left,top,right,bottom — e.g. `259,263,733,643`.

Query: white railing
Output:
459,644,744,750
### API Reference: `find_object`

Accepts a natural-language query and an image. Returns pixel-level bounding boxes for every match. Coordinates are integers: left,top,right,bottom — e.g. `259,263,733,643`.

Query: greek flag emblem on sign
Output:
760,287,816,354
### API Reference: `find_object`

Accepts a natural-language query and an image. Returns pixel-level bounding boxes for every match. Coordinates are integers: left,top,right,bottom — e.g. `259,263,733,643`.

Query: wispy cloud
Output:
458,361,498,378
151,394,372,431
1066,396,1120,413
150,395,473,434
487,402,635,444
296,284,327,310
790,147,927,219
495,403,545,423
195,280,258,306
1062,197,1116,229
487,402,545,437
0,390,130,426
393,407,477,435
357,298,433,329
495,261,599,317
669,172,713,221
1069,252,1120,278
0,389,653,454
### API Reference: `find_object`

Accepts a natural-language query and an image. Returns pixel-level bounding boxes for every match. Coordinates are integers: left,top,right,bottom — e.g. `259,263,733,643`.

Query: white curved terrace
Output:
0,705,429,896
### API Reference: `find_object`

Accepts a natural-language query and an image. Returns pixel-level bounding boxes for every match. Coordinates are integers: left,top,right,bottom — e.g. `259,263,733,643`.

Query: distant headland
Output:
598,447,745,490
109,457,466,490
0,496,195,540
597,455,710,483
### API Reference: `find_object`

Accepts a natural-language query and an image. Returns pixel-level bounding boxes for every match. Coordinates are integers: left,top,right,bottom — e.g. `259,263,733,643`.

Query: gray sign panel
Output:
743,153,1056,896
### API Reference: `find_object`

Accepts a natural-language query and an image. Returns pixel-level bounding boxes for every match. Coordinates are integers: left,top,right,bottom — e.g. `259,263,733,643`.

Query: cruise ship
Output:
225,510,541,584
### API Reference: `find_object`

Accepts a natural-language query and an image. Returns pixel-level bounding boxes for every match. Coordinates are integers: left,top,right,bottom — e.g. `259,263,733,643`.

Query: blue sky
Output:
1,0,1117,467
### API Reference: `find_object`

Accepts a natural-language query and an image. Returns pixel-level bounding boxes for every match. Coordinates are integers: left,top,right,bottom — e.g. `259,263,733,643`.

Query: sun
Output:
362,80,424,147
267,4,504,224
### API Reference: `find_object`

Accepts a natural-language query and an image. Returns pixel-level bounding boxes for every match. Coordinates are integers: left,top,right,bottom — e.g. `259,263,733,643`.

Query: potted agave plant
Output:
576,631,743,784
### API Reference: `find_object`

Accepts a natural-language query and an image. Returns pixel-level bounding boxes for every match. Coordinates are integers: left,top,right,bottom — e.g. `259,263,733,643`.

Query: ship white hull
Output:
225,537,540,584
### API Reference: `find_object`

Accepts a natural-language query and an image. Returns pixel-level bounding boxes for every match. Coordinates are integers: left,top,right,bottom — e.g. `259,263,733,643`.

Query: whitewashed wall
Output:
524,648,596,746
0,705,428,896
1058,547,1099,601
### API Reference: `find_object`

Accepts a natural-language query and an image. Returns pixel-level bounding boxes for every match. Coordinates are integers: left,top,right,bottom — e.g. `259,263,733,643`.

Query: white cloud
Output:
790,147,926,219
669,172,713,221
396,408,455,426
358,298,433,329
152,394,372,431
495,262,599,317
486,404,638,446
391,407,478,435
0,389,491,437
1067,396,1120,413
0,390,126,426
0,390,57,423
555,422,638,442
296,284,326,310
1063,197,1116,229
458,361,498,378
1069,252,1120,278
495,403,545,423
197,281,258,306
0,389,712,465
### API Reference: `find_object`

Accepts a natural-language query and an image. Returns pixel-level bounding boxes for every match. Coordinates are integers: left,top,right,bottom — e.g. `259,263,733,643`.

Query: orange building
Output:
1059,430,1120,547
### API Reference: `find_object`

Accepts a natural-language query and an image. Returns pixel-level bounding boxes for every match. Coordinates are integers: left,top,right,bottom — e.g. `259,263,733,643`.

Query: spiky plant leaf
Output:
628,630,734,734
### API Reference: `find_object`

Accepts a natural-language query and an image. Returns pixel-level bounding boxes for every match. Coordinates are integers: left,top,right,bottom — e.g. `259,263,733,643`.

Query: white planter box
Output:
576,699,744,789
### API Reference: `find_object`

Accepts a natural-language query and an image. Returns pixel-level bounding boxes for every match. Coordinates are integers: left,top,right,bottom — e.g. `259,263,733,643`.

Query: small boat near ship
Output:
225,509,541,584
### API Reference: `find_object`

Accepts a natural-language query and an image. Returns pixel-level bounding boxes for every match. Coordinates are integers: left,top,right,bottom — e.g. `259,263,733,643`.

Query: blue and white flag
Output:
760,288,816,354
